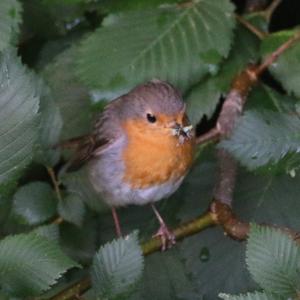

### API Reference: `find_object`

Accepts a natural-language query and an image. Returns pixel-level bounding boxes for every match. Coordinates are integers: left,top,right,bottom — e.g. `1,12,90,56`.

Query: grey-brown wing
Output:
57,134,110,172
57,101,122,172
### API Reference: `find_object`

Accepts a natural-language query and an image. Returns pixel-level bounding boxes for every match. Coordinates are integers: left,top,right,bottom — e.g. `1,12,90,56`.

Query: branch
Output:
49,213,215,300
235,14,267,40
213,149,237,207
196,30,300,146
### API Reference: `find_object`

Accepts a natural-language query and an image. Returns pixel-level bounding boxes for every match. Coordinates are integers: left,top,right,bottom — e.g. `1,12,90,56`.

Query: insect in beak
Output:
170,123,193,143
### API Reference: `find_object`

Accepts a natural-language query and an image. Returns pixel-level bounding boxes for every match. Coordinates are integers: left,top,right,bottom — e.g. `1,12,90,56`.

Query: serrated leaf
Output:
58,194,85,227
260,30,300,98
220,110,300,170
76,0,235,91
186,16,260,123
42,47,93,140
246,224,300,298
91,231,144,299
34,82,63,167
0,233,79,297
12,182,57,225
0,0,22,51
0,49,40,185
219,291,284,300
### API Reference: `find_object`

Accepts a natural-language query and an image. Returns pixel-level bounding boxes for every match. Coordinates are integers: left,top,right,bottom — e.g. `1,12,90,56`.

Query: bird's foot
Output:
153,224,176,251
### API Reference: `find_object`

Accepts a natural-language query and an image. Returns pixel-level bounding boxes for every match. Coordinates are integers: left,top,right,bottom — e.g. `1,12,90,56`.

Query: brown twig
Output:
263,0,282,22
47,167,64,225
213,150,237,207
47,167,63,201
235,14,267,40
256,30,300,75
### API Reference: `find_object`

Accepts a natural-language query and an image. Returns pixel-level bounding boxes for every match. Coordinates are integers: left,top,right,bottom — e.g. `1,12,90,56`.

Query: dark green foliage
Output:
58,194,85,226
0,0,300,299
0,0,22,51
12,181,57,225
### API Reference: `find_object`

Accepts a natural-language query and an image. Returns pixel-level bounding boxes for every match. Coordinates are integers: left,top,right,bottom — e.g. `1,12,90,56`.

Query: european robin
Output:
61,80,195,250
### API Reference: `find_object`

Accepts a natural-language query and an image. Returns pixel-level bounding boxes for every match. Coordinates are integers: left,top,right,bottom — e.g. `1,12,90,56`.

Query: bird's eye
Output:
146,113,156,123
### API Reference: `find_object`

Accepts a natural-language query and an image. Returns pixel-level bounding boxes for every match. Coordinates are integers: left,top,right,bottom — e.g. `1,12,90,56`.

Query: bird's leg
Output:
111,207,122,237
151,204,176,251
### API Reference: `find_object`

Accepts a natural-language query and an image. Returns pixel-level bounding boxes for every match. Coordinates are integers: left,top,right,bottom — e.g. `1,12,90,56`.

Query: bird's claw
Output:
153,224,176,251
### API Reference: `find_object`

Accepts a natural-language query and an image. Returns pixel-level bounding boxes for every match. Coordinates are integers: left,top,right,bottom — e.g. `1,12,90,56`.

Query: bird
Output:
59,79,195,250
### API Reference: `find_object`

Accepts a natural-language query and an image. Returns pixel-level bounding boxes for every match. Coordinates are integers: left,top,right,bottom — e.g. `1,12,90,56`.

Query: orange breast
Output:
122,119,195,189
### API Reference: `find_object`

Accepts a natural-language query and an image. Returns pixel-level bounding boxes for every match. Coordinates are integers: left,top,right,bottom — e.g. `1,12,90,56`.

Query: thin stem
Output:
111,207,122,237
256,30,300,76
263,0,282,22
235,14,267,40
47,167,62,201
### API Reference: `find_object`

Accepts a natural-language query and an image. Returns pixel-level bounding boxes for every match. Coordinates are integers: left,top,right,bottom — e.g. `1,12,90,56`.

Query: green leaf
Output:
12,182,57,225
219,291,284,300
260,30,300,98
0,49,40,185
60,220,98,264
42,47,93,140
0,233,79,297
0,0,22,51
62,168,108,213
130,248,201,300
34,82,63,167
99,0,181,13
220,110,300,170
186,16,260,123
33,224,60,242
91,231,144,299
76,0,235,91
246,224,300,298
58,194,85,227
